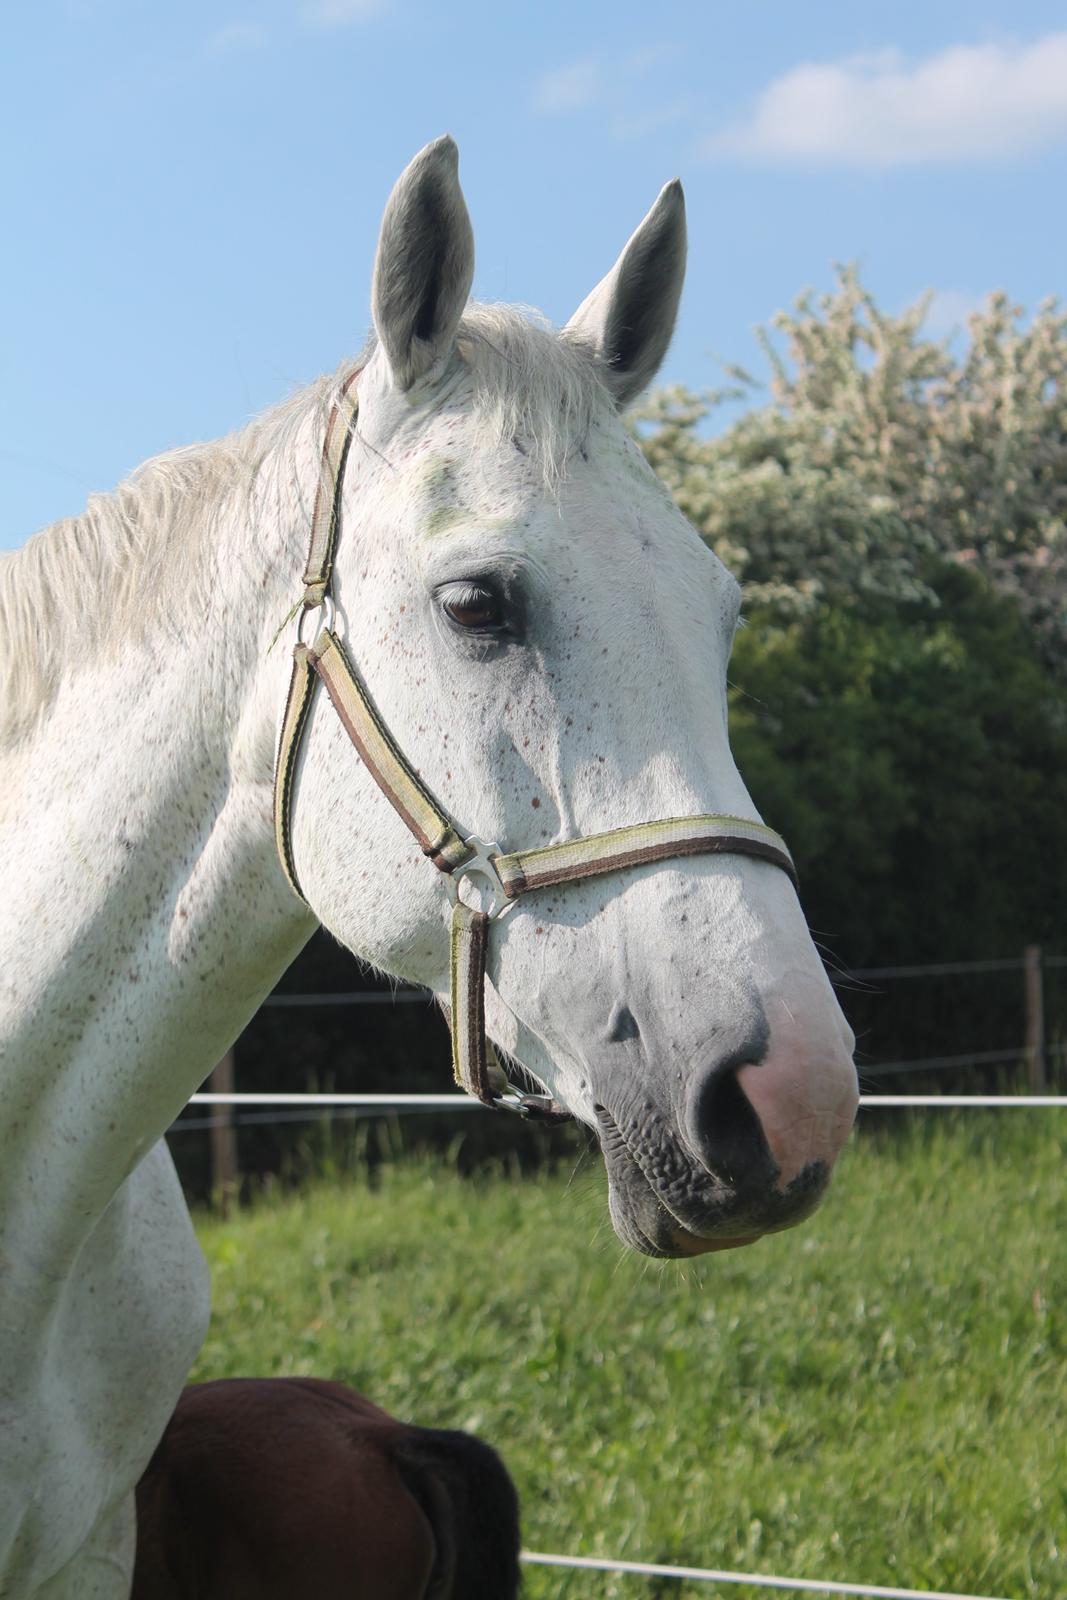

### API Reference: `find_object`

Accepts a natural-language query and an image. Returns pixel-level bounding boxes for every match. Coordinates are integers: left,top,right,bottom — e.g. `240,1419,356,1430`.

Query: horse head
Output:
286,137,857,1257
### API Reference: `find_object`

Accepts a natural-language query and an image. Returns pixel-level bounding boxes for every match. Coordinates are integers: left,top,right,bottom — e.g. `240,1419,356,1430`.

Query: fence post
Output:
207,1047,239,1216
1024,945,1046,1093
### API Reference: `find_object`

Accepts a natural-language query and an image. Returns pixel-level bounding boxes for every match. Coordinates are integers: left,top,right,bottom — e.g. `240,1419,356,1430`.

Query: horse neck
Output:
0,416,321,1258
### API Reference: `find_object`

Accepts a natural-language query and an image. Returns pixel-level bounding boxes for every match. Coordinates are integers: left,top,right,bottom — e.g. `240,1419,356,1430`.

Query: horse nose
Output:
684,1030,858,1192
683,1046,779,1192
734,1036,858,1187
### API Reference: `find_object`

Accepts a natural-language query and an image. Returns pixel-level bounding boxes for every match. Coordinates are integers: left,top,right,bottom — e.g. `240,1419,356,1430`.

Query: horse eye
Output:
440,584,504,633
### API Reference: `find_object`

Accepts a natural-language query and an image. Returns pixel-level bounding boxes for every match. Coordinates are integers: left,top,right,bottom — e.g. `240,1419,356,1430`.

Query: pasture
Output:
190,1113,1066,1599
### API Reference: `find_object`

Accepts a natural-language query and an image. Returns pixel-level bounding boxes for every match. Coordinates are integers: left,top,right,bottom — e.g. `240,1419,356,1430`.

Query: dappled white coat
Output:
0,139,855,1597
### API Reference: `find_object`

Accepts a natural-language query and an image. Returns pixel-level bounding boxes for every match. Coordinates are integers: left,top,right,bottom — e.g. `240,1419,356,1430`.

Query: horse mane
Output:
0,378,333,749
0,305,608,747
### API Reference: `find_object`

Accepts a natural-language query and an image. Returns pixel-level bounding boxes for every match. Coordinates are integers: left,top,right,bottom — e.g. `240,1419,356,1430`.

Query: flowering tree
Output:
636,267,1067,674
633,269,1067,1065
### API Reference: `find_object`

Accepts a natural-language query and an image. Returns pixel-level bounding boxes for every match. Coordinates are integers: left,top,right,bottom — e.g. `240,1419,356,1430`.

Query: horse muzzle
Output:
594,1028,858,1258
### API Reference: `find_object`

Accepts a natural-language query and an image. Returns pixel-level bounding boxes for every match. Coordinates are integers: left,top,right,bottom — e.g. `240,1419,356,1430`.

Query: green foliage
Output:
729,566,1067,967
632,269,1067,1009
636,266,1067,672
192,1116,1067,1599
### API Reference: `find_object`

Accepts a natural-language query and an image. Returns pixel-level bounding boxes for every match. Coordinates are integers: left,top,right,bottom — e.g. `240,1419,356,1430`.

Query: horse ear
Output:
565,180,686,409
371,136,475,391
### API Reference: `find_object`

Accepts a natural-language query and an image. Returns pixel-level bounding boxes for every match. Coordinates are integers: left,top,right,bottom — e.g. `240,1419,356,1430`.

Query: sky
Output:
2,1,1066,550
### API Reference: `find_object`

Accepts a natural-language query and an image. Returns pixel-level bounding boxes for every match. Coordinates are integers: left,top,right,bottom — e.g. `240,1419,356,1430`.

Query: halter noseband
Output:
273,374,797,1118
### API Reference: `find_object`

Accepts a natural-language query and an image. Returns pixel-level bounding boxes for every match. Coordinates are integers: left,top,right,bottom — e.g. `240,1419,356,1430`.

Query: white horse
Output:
0,137,857,1598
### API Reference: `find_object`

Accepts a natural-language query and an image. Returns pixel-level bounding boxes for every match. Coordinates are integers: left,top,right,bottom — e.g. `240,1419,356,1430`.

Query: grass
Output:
191,1115,1066,1598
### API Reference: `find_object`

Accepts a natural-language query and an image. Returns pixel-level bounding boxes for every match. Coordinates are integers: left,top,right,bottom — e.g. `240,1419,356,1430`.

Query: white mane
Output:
0,306,609,746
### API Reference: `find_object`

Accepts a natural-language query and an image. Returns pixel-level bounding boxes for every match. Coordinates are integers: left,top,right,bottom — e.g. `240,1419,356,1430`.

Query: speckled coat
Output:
0,137,855,1597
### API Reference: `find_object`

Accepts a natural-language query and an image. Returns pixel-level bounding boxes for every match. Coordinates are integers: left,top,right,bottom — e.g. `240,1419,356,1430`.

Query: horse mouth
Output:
594,1102,829,1260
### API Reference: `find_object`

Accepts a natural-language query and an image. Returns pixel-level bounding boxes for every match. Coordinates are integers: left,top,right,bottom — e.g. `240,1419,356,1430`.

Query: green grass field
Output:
191,1115,1066,1598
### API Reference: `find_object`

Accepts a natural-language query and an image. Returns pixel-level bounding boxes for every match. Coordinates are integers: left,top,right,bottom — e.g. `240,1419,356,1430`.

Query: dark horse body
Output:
132,1379,521,1600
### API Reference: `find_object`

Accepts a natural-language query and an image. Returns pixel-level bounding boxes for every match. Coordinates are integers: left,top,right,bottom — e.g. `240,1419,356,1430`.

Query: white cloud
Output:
610,97,695,142
532,44,687,132
301,0,386,26
532,61,603,115
706,32,1067,168
619,42,677,78
207,21,267,54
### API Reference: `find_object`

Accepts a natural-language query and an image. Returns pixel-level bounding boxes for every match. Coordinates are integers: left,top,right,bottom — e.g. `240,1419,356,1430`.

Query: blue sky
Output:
3,1,1066,549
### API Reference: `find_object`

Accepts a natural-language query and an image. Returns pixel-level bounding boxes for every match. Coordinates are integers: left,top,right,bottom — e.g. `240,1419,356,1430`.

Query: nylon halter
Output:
273,373,798,1118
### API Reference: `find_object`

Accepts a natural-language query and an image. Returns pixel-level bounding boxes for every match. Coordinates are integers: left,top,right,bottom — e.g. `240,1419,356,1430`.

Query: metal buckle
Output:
446,836,512,920
491,1086,565,1118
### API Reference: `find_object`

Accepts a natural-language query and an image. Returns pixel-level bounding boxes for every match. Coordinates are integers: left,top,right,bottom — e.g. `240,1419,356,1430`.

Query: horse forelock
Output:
0,303,608,747
440,302,610,483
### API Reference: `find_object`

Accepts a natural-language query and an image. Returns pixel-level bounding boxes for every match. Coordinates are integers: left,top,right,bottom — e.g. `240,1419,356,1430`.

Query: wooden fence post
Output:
207,1047,239,1216
1024,945,1046,1093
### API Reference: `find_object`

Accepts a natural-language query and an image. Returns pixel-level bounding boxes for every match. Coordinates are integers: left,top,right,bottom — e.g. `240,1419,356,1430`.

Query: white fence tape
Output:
521,1550,1010,1600
187,1092,1066,1109
189,1092,479,1106
859,1095,1065,1108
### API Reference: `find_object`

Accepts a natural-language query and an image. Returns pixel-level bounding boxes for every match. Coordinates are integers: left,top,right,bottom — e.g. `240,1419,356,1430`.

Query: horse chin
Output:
604,1168,765,1259
597,1103,829,1260
670,1228,763,1258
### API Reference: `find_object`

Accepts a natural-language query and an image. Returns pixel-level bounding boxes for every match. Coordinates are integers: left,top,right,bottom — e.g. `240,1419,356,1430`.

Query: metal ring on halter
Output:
296,593,337,646
492,1087,565,1118
446,837,513,920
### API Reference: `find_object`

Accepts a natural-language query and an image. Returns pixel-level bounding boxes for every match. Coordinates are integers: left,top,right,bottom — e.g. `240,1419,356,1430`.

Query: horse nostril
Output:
687,1064,773,1189
607,1004,640,1044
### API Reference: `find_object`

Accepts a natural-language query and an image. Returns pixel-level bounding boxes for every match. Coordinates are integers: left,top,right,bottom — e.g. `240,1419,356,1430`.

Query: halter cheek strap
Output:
273,377,798,1118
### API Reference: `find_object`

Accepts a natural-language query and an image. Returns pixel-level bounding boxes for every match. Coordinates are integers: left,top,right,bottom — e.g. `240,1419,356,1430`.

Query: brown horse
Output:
132,1378,522,1599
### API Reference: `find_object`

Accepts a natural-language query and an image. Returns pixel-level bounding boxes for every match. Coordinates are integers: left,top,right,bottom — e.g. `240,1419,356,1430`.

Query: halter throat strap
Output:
273,378,797,1118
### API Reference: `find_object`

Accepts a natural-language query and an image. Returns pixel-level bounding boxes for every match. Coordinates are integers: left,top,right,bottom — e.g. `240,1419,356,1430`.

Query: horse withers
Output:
1,135,857,1597
132,1379,520,1600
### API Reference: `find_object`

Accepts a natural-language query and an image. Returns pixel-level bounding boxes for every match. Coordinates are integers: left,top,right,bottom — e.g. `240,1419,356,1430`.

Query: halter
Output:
273,373,798,1118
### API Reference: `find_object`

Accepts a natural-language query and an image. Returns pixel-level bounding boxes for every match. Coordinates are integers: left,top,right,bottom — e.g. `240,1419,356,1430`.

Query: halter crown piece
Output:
273,373,798,1118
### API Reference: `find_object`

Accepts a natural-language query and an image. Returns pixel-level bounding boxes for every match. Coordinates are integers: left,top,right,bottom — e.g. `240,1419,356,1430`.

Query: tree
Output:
634,270,1067,1073
636,267,1067,676
728,566,1067,970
